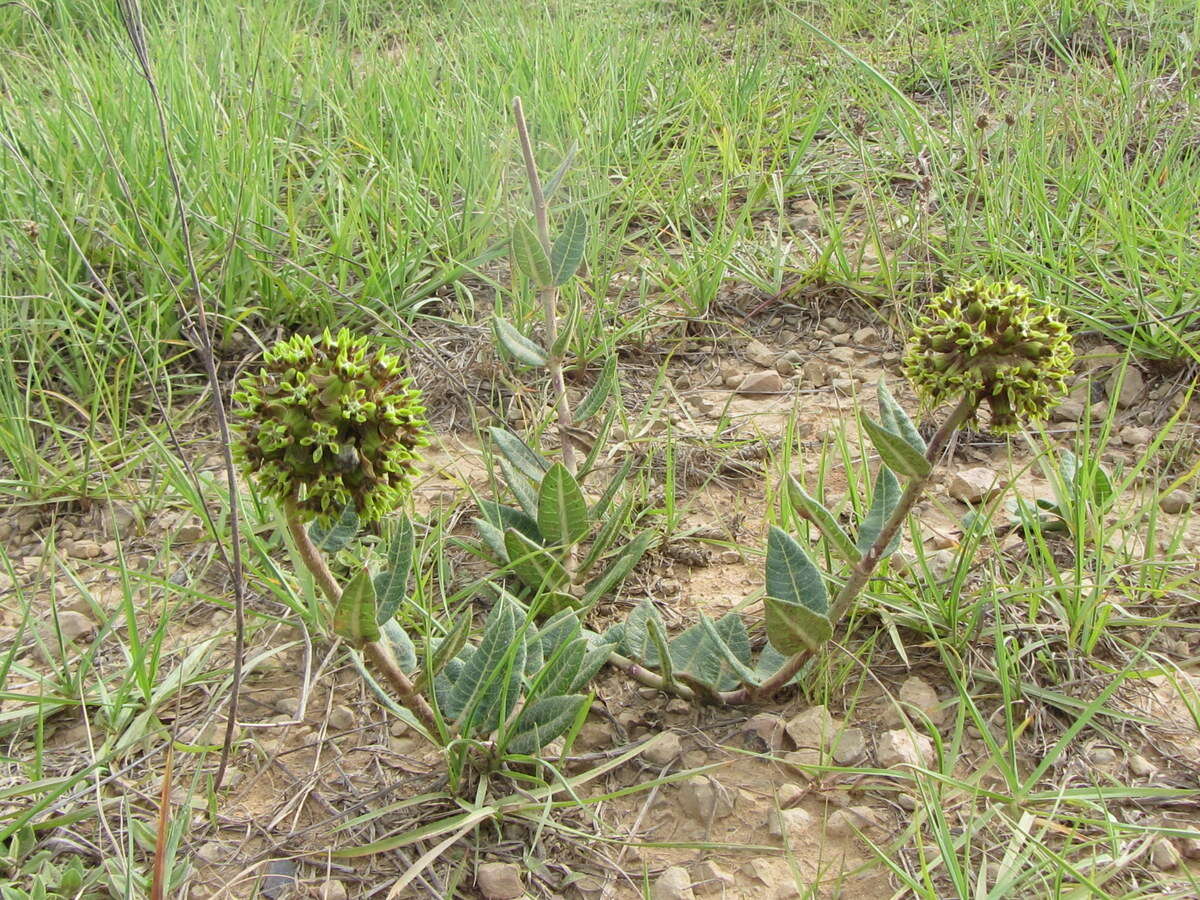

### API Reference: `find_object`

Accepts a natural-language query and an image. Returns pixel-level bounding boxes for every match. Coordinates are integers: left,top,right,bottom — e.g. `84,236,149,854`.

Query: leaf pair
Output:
860,379,930,479
616,600,756,694
511,210,588,288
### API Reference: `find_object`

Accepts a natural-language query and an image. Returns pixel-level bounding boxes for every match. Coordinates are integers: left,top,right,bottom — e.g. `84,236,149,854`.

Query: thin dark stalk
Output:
114,0,245,791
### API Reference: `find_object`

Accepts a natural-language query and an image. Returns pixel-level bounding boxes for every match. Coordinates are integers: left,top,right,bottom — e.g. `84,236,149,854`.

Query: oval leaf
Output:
512,219,552,286
877,379,926,454
765,525,828,615
855,466,902,559
787,475,860,564
375,516,415,623
861,415,931,479
550,209,588,285
333,568,381,647
574,355,616,423
764,596,833,655
537,462,589,550
494,317,548,367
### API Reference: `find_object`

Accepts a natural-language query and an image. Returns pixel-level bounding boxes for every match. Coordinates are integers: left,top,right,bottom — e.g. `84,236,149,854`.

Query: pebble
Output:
644,731,683,766
48,610,96,643
743,713,788,751
66,539,102,559
853,326,882,347
1150,837,1180,871
477,862,524,899
328,704,355,732
826,806,878,838
195,842,224,864
693,860,734,891
1160,490,1192,514
1180,832,1200,860
678,775,736,821
718,550,741,564
831,727,868,765
745,340,777,369
318,881,349,900
1087,746,1118,765
785,706,836,751
736,371,785,396
821,317,846,333
876,729,933,769
898,676,945,727
1127,754,1154,777
802,359,830,387
1106,367,1144,409
1118,425,1153,447
948,467,1004,504
653,866,696,900
767,807,816,846
776,783,804,808
1051,399,1085,423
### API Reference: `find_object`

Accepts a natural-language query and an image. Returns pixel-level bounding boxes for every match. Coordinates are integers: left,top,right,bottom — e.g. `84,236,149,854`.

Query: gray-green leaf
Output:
494,317,548,367
537,462,589,550
550,209,588,285
855,466,902,560
877,379,926,454
786,475,860,564
309,504,359,553
512,219,552,286
861,415,932,479
374,516,415,623
765,526,828,615
764,596,833,655
333,568,381,647
507,694,587,755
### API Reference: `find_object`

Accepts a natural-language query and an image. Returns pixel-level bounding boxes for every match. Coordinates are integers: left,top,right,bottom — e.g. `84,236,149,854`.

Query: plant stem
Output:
284,501,439,734
606,650,696,701
723,394,977,704
513,96,577,477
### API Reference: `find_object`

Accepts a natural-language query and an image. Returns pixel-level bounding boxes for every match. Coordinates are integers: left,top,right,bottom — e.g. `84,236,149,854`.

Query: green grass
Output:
1,0,1198,897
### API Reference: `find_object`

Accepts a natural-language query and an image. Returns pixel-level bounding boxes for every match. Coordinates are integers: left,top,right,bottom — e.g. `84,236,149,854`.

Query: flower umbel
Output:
903,279,1073,432
234,329,428,523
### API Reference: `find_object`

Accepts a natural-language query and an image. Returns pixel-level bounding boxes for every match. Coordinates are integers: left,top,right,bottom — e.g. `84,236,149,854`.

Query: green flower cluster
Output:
903,279,1073,432
234,329,428,523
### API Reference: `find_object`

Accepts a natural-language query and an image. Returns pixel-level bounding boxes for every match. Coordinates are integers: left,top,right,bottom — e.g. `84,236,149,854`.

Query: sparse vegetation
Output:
1,0,1199,898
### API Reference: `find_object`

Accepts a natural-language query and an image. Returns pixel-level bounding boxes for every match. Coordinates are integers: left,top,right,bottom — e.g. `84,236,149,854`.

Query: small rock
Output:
652,866,695,900
328,704,355,732
1088,746,1118,765
821,317,847,333
1118,425,1153,447
67,539,102,559
718,549,741,564
49,610,96,643
1127,754,1154,777
830,377,856,393
723,373,744,388
318,881,349,900
744,713,788,751
802,359,830,387
1052,399,1085,423
678,775,736,821
826,806,879,838
1150,837,1180,871
477,862,524,899
1180,831,1200,860
736,371,784,396
948,467,1004,504
659,578,682,596
745,340,777,369
831,727,868,765
853,326,881,347
781,748,824,775
692,859,734,893
876,729,933,769
768,807,816,846
775,357,796,377
828,346,858,366
785,706,836,751
1160,490,1192,515
176,523,206,543
195,842,224,864
927,548,957,580
831,333,851,347
898,676,945,727
644,731,683,766
1106,367,1144,410
896,793,918,812
776,783,804,808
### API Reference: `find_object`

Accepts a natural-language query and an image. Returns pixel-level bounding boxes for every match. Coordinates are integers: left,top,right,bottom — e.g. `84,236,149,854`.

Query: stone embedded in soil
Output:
1106,366,1144,409
828,346,858,366
776,783,804,808
1052,399,1085,423
1127,754,1154,777
196,842,224,864
1150,837,1180,871
736,370,785,396
643,731,683,766
318,881,349,900
328,704,355,732
853,326,882,347
477,862,524,900
1087,746,1118,765
826,806,880,838
678,775,736,821
898,676,946,727
831,727,868,765
768,807,819,852
876,729,933,769
802,359,830,387
785,706,837,752
744,713,788,751
1118,425,1153,447
948,467,1005,504
65,539,103,559
1180,831,1200,860
39,611,96,652
928,548,957,580
745,340,777,369
652,866,696,900
1160,489,1192,514
692,860,734,893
